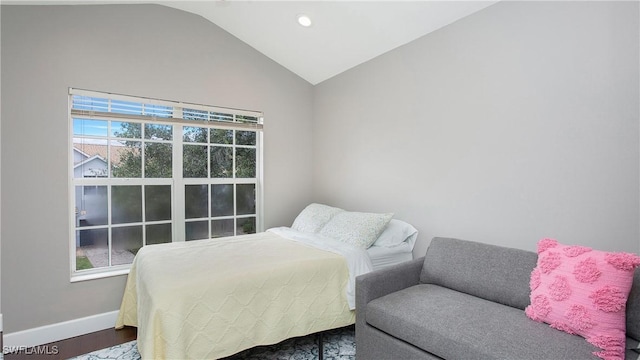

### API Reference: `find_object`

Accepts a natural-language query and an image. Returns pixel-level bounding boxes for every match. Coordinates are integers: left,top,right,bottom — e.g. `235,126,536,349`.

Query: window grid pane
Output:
71,90,262,277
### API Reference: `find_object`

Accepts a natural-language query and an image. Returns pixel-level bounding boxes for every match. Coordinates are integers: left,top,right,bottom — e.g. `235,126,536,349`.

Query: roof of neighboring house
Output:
73,143,133,165
74,154,107,171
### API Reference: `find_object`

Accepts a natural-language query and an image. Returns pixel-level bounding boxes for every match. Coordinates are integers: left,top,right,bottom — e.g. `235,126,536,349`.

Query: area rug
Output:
71,326,355,360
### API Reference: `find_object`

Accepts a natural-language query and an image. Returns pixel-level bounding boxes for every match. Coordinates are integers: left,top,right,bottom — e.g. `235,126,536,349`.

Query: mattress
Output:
367,242,414,270
116,228,373,359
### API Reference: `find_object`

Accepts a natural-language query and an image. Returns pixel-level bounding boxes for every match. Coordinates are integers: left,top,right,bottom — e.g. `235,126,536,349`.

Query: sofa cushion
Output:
366,284,600,360
627,337,640,360
626,269,640,342
420,237,538,310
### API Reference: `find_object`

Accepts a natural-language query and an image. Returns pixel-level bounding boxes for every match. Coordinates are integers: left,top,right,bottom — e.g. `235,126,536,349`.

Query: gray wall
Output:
313,1,640,257
1,5,314,333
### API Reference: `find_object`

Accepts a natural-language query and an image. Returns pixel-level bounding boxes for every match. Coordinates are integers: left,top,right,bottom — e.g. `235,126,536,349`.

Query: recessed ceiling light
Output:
297,14,312,27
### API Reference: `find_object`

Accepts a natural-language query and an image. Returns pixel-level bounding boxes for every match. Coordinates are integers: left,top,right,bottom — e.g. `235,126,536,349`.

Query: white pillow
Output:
291,203,344,233
320,211,393,249
373,219,418,248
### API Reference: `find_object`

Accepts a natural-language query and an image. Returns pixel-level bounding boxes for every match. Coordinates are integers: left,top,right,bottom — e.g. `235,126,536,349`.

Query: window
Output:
70,89,263,281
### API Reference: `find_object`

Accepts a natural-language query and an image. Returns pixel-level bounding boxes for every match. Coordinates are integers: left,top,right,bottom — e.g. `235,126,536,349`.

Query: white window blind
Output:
70,88,263,130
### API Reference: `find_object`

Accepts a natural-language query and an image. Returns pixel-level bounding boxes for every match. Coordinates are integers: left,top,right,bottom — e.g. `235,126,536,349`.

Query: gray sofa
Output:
356,237,640,360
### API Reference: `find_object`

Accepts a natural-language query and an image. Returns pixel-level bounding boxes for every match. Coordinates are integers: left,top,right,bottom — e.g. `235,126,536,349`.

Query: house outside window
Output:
69,89,263,281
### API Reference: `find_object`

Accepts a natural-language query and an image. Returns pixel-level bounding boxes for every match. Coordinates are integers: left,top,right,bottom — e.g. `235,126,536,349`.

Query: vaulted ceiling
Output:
4,0,499,84
162,1,499,84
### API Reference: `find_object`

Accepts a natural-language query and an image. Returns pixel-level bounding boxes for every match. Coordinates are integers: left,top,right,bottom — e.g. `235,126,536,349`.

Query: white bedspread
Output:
115,229,372,359
267,227,374,309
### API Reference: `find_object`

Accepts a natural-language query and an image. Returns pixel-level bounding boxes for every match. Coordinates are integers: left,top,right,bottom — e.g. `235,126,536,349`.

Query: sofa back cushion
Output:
420,237,538,310
627,269,640,341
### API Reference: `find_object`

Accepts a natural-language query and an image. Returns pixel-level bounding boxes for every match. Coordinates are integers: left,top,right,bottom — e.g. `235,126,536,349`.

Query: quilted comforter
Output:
115,227,372,359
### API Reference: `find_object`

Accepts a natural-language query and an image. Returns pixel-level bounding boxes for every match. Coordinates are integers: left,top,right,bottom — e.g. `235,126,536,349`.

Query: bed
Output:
115,204,417,359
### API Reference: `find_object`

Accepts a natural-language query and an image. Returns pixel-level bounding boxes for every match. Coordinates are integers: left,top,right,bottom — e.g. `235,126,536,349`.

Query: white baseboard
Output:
3,311,119,350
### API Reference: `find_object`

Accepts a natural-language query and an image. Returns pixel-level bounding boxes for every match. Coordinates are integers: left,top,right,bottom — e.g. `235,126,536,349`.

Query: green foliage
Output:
242,219,256,234
111,122,173,178
211,129,233,144
235,131,256,145
76,256,93,270
112,124,257,180
183,144,208,178
211,147,233,178
235,148,256,178
144,143,172,178
112,147,142,178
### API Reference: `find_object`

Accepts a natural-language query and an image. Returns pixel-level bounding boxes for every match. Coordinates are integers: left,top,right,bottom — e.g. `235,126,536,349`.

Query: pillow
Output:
291,203,344,233
319,211,393,249
372,219,418,248
525,238,640,360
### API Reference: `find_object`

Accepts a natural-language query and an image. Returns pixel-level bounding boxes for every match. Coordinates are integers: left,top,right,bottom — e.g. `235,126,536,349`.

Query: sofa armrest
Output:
356,257,424,329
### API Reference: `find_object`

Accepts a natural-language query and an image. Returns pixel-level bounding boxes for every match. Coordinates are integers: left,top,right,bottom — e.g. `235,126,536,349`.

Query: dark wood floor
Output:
4,326,137,360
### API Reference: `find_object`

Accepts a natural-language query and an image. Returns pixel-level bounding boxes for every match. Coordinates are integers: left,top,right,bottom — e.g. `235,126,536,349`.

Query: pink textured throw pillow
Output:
525,238,640,360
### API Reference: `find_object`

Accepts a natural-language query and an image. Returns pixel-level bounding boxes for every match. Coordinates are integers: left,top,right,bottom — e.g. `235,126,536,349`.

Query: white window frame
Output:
69,88,264,282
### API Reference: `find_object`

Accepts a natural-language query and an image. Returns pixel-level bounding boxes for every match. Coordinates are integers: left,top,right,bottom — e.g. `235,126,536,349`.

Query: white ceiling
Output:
3,0,499,84
162,1,499,84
